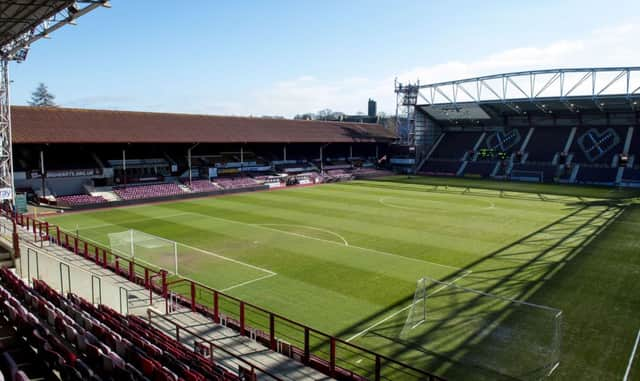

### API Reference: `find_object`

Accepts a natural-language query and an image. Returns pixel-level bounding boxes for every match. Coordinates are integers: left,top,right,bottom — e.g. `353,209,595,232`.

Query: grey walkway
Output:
150,310,332,380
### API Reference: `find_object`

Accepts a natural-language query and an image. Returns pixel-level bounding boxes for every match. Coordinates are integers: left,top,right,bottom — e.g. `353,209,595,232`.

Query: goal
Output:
401,277,562,380
108,229,179,275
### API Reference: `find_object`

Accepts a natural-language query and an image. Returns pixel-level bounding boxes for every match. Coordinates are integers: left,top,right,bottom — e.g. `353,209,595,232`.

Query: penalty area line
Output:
623,328,640,381
221,273,277,292
178,242,276,276
59,226,276,276
345,271,471,343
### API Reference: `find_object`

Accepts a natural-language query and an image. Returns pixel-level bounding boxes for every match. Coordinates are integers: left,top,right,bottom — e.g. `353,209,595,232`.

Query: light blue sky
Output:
9,0,640,117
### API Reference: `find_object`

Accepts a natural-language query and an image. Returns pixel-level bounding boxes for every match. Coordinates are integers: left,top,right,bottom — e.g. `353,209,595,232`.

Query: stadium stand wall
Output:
10,106,395,208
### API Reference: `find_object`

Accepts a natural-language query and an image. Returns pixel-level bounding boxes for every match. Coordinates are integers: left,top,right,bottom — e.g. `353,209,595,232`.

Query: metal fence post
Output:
269,314,275,350
240,302,245,336
190,282,196,311
213,291,219,323
11,219,19,258
161,270,167,298
304,327,310,364
330,337,336,376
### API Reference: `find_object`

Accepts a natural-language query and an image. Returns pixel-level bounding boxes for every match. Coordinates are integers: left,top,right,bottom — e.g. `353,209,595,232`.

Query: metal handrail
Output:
147,308,284,381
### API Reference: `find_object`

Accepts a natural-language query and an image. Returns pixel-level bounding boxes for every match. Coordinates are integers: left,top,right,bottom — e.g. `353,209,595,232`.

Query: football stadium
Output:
0,2,639,381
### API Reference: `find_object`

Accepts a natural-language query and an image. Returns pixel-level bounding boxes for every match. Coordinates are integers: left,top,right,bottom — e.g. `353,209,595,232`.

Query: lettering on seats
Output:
576,128,621,163
485,129,522,152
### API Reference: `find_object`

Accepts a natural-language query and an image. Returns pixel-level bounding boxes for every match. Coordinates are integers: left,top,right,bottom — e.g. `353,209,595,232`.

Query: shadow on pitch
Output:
330,202,625,380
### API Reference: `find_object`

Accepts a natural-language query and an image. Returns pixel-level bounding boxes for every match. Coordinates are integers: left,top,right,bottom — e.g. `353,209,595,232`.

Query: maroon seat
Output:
56,194,107,206
114,183,185,200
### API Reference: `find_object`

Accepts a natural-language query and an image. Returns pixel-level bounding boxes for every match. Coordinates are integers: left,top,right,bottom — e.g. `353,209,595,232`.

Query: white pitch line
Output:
378,196,443,211
60,233,178,276
482,201,496,210
345,271,471,342
380,196,496,211
254,222,462,271
64,212,194,231
60,225,276,276
165,241,276,276
623,329,640,381
167,210,463,271
548,362,559,377
221,273,277,292
258,223,350,246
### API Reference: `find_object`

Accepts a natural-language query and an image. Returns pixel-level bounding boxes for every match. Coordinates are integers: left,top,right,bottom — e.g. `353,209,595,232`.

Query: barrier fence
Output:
147,308,284,381
2,208,445,381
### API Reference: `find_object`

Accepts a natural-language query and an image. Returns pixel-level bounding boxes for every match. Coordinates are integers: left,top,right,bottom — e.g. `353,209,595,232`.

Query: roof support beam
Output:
597,70,626,96
564,72,592,98
409,67,640,106
1,1,111,61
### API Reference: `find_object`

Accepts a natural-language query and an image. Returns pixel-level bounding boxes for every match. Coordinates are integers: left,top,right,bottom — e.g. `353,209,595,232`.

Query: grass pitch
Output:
43,176,640,380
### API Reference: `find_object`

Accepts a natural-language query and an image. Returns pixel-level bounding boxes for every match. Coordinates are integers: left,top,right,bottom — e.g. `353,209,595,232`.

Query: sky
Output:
8,0,640,118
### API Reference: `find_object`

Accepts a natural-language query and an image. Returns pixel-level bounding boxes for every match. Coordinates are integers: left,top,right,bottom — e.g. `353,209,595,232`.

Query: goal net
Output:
108,229,179,275
400,277,562,380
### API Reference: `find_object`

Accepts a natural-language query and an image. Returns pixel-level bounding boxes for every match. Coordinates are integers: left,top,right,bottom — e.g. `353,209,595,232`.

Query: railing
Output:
2,209,165,295
162,279,441,381
3,208,445,381
147,308,284,380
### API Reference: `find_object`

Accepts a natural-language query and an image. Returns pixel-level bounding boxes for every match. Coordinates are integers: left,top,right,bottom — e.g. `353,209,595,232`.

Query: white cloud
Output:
248,23,640,118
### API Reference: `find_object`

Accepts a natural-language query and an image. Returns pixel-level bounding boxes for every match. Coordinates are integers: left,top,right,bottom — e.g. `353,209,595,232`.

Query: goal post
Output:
400,278,427,337
108,229,179,275
400,277,562,380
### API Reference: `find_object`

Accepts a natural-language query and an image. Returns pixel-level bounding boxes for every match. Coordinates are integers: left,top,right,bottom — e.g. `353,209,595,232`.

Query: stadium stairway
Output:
91,190,121,202
0,215,335,381
149,311,331,380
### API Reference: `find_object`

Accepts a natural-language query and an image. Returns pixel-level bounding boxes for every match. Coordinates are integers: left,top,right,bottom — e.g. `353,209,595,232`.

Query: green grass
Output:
43,176,640,380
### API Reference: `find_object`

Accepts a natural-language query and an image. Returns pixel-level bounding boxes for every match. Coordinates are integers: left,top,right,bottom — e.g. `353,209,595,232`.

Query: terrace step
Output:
91,190,121,202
